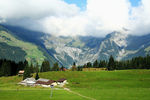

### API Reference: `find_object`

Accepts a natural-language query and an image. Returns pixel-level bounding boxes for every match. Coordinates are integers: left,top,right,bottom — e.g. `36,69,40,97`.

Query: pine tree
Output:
23,60,28,69
40,60,50,72
0,62,5,76
72,62,77,71
52,62,59,71
23,63,31,80
35,72,39,80
30,62,34,73
73,62,76,66
35,62,39,73
40,61,44,72
0,61,11,76
87,62,92,68
60,66,65,71
18,61,24,71
77,66,83,71
99,60,107,68
83,64,87,68
93,60,99,68
108,55,115,70
146,55,150,69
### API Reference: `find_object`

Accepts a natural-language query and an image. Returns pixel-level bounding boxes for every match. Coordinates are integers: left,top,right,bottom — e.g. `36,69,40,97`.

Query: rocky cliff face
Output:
42,30,150,67
1,25,150,67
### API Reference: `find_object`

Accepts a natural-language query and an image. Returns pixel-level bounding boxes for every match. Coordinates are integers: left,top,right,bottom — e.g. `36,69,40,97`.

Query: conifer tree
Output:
35,62,39,73
40,60,50,72
23,63,31,80
30,62,34,73
108,55,115,70
87,62,92,68
77,66,83,71
0,61,11,76
72,62,77,71
52,62,59,71
35,72,39,80
93,60,99,68
99,60,107,68
60,66,65,71
23,60,28,68
83,64,87,68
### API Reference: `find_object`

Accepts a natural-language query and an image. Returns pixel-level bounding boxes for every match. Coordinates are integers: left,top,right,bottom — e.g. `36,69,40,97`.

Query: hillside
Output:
0,70,150,100
0,42,26,62
0,25,56,65
1,25,150,67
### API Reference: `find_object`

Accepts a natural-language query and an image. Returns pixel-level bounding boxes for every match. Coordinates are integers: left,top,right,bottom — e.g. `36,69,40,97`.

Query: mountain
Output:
0,25,56,65
1,24,150,67
42,31,150,67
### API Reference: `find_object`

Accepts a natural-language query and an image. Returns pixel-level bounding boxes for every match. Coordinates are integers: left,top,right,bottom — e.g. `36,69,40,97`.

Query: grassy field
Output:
0,70,150,100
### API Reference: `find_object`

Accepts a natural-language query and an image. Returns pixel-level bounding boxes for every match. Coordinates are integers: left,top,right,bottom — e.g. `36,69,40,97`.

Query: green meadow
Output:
0,30,46,64
0,70,150,100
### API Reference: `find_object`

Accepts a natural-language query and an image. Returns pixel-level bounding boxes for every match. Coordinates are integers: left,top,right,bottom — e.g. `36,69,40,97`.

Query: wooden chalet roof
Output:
35,80,55,85
57,78,66,82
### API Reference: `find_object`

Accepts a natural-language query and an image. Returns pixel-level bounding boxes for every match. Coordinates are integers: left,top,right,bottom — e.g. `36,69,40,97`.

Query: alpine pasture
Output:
0,70,150,100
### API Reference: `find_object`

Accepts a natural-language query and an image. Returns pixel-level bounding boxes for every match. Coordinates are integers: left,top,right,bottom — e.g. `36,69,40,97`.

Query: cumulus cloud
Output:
86,0,131,36
0,0,80,32
0,0,150,36
0,0,79,18
128,0,150,35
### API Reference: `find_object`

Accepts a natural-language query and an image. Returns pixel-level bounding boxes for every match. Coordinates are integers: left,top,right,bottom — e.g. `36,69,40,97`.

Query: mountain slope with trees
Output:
1,25,150,68
0,25,56,65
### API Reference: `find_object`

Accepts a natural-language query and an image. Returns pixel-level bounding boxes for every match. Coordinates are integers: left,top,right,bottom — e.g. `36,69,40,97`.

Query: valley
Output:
1,0,150,100
0,70,150,100
1,25,150,67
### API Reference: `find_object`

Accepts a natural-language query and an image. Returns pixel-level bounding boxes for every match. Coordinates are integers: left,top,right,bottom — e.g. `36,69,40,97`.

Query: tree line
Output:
1,55,150,77
0,59,26,77
0,58,67,78
0,59,39,77
81,55,150,70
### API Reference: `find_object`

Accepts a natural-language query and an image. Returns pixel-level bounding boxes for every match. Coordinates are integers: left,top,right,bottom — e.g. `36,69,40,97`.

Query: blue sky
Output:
64,0,141,10
129,0,141,6
64,0,87,10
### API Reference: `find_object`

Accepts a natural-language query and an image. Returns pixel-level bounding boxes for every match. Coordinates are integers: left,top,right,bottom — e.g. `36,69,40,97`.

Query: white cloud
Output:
0,0,150,36
0,0,79,18
40,15,89,36
128,0,150,35
86,0,131,36
0,0,81,35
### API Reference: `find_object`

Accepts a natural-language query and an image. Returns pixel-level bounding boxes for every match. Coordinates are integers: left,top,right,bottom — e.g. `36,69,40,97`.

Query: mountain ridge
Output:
1,24,150,67
0,25,56,65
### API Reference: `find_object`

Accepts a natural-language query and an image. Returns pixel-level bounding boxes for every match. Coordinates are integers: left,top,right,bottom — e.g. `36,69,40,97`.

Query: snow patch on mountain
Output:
110,31,128,47
116,49,140,61
116,49,126,60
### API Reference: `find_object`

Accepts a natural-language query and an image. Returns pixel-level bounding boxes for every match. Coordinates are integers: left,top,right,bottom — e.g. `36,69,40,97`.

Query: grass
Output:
0,30,46,64
0,70,150,100
0,90,85,100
